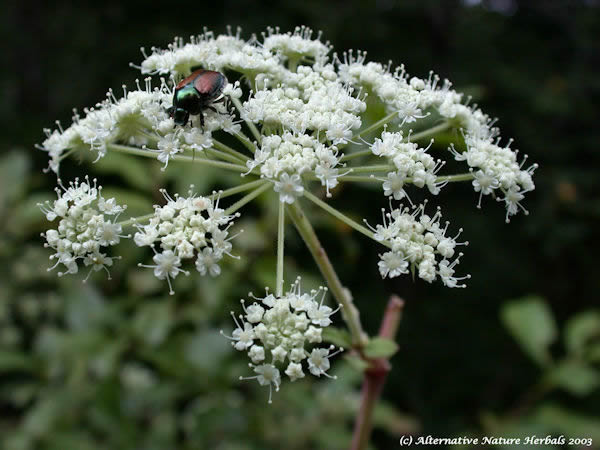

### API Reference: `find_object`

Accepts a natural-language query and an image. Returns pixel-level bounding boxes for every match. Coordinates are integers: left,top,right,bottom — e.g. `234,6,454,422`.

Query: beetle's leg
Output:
199,112,205,132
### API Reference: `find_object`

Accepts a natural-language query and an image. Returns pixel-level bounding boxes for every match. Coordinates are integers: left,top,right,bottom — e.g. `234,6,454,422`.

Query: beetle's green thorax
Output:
174,85,202,114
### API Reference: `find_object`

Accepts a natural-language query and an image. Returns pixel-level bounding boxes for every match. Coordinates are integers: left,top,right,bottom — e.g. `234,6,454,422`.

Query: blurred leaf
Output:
479,410,556,448
589,343,600,363
564,310,600,357
4,383,38,407
89,340,126,378
2,432,32,450
46,431,98,450
0,350,34,372
93,150,155,191
132,301,173,347
251,256,277,290
534,403,600,441
373,401,420,436
364,337,399,359
183,328,232,374
34,326,66,365
234,218,269,252
548,359,600,396
127,268,164,296
64,284,108,331
314,425,351,449
0,325,22,347
194,270,239,314
0,150,30,212
322,327,352,349
12,245,57,283
6,192,55,235
344,354,368,372
501,296,557,367
22,396,63,439
170,163,207,192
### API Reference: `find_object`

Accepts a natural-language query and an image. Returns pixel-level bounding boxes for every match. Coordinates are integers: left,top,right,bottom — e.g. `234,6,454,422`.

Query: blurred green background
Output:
1,0,599,449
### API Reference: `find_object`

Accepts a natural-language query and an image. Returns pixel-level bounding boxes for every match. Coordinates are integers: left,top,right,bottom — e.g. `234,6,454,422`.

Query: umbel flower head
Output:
367,201,470,287
222,278,342,403
134,187,240,294
38,25,537,290
39,177,128,279
36,25,538,402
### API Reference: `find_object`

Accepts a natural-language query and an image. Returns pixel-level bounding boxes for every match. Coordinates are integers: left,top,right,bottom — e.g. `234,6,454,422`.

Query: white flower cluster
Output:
368,203,470,288
140,29,284,80
38,26,536,294
134,188,239,294
370,131,445,200
248,132,346,202
451,134,537,222
262,26,331,63
140,28,535,219
222,279,342,403
242,64,365,142
40,80,170,173
338,55,429,125
39,177,127,279
337,52,537,219
141,28,366,202
153,100,240,170
39,78,240,173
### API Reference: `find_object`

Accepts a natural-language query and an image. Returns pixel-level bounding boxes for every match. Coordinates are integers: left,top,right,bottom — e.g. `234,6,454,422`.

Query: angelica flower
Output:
41,26,535,225
39,177,128,280
382,171,408,201
367,202,470,287
34,26,540,412
285,362,305,382
378,251,409,278
222,278,342,401
263,26,331,62
252,364,281,403
195,247,222,277
157,132,183,169
136,188,239,294
38,77,239,173
273,173,304,204
148,250,185,281
307,347,334,377
38,26,536,336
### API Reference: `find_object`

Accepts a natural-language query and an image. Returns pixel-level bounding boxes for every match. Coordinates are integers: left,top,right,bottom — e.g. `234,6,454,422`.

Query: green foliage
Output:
564,311,600,358
501,296,557,367
364,338,399,359
483,296,600,444
548,360,600,397
533,404,600,442
322,326,353,349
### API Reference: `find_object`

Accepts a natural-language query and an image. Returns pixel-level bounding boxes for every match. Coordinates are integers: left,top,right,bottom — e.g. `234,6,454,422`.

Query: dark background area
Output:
1,0,599,449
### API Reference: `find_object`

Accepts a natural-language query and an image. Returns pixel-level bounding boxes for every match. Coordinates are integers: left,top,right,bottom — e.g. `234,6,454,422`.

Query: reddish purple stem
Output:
350,295,404,450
